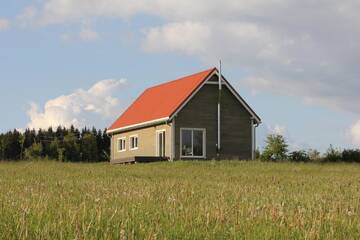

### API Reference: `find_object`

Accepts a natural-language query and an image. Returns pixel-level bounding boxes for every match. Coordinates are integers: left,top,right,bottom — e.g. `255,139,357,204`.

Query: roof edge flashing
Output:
107,117,170,134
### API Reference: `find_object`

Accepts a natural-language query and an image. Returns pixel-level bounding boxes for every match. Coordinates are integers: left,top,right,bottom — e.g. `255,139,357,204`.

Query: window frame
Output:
129,134,139,151
117,137,126,152
180,128,206,158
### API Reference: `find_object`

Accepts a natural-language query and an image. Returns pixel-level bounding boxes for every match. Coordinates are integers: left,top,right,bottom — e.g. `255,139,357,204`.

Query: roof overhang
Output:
169,70,262,124
107,68,261,134
219,77,262,124
107,117,169,135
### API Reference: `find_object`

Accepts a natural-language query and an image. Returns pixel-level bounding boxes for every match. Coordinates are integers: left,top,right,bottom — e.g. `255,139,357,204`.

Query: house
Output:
107,68,261,163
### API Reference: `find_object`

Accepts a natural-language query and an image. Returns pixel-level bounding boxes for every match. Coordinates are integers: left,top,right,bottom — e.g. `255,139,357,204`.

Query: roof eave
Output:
106,117,170,135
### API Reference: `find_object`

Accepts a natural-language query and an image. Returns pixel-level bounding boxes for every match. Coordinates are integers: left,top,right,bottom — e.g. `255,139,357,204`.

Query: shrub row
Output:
260,134,360,163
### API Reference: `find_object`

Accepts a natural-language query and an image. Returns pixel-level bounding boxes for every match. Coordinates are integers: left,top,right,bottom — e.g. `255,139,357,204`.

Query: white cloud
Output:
143,22,211,55
27,79,127,129
60,33,72,42
0,18,10,31
16,6,38,27
268,124,287,136
263,124,311,151
350,121,360,145
18,0,360,115
34,0,287,24
79,28,98,41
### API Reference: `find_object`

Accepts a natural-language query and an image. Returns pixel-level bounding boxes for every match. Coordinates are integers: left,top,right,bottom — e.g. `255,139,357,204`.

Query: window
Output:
129,135,138,150
117,137,126,152
180,128,206,158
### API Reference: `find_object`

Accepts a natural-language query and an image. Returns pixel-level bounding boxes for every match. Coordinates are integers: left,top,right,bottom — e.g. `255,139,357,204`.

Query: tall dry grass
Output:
0,161,360,239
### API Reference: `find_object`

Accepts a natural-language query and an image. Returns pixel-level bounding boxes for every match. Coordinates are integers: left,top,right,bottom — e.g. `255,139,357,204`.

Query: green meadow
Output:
0,161,360,239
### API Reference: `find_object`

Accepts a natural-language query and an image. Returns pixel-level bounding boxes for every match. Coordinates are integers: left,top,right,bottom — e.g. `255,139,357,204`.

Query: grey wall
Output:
174,83,252,160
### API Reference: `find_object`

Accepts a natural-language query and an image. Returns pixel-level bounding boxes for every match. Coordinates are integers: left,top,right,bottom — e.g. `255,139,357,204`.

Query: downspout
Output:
217,61,222,158
251,119,260,160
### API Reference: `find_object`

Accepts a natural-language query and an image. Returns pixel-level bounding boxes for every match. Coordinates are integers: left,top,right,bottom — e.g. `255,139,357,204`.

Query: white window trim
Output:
129,134,139,151
117,137,126,152
180,128,206,159
155,129,166,157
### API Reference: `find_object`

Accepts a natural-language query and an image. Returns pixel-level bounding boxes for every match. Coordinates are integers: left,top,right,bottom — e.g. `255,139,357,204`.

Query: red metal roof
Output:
108,68,216,131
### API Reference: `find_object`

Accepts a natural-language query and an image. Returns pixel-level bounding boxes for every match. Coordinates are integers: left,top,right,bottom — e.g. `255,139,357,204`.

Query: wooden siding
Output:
110,123,172,163
174,84,252,160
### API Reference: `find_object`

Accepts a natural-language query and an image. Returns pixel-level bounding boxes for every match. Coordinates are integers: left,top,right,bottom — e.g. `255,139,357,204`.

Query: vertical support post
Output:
171,118,176,161
110,135,113,162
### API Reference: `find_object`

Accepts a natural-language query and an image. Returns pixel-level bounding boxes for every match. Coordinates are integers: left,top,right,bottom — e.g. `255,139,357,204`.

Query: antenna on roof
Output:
219,60,222,90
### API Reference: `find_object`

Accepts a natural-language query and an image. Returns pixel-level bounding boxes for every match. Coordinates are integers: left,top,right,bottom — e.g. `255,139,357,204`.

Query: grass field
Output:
1,161,360,239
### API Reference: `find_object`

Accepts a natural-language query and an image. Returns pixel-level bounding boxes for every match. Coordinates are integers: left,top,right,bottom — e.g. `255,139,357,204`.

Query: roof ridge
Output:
108,67,218,132
146,67,216,91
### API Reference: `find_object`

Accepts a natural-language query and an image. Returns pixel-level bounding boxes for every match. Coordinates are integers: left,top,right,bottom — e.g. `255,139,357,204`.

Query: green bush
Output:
255,149,261,159
308,149,322,162
342,149,360,163
24,143,43,160
324,145,342,162
289,150,310,162
261,134,288,161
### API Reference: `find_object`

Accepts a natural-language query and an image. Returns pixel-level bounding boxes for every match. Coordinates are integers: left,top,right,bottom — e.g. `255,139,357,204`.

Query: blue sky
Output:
1,0,359,152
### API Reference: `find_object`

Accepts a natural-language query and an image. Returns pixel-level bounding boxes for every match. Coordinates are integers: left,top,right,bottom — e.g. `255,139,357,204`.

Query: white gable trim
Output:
169,70,218,120
221,78,261,123
169,70,261,123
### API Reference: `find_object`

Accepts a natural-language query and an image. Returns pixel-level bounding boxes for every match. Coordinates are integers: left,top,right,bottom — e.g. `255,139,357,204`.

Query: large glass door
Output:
180,128,206,158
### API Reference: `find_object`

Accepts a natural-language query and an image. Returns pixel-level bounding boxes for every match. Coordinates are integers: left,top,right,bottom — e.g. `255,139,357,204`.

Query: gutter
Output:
106,117,170,135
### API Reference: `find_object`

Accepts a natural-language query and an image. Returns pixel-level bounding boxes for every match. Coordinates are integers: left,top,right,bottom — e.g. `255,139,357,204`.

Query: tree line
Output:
259,134,360,163
2,127,359,163
0,126,110,162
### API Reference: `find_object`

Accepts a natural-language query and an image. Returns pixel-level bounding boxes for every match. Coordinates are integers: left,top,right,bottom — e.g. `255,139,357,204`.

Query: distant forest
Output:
0,126,110,162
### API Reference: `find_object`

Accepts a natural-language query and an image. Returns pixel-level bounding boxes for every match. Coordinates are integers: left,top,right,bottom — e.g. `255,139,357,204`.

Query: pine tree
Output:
2,130,22,160
102,129,110,161
23,129,35,149
0,126,110,162
81,133,98,162
63,132,80,162
0,133,4,160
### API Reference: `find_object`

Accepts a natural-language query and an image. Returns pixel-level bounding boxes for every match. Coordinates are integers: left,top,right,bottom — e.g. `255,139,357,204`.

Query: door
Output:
156,130,166,157
180,128,206,158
